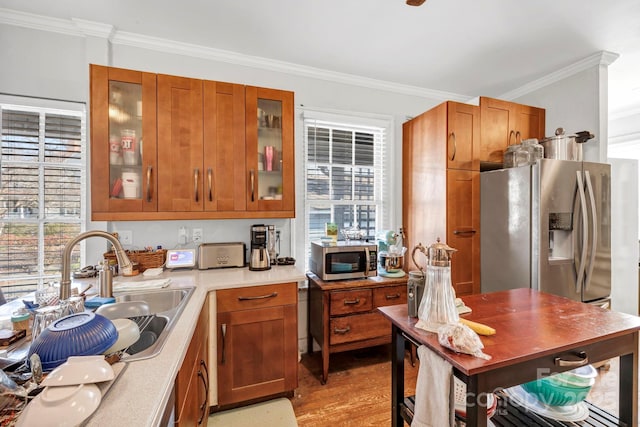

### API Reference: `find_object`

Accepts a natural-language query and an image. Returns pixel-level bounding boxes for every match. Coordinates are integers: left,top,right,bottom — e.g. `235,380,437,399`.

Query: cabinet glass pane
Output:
108,81,143,200
256,99,283,201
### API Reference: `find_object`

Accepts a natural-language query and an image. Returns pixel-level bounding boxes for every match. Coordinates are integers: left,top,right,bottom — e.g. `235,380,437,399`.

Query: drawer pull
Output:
385,293,401,300
343,298,360,305
555,351,589,367
334,325,351,335
238,292,278,301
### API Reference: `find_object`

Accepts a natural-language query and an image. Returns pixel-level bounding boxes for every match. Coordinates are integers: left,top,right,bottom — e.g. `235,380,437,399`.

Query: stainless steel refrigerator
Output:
481,158,611,306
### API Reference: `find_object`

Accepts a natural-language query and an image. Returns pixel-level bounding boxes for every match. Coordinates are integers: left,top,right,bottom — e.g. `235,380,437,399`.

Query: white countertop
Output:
73,265,306,427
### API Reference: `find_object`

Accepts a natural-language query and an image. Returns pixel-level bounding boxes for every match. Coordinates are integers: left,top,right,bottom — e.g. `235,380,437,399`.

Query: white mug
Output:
122,171,140,199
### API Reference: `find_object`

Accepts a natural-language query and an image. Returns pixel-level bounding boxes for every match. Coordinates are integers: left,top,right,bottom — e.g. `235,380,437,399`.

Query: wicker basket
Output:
103,249,166,273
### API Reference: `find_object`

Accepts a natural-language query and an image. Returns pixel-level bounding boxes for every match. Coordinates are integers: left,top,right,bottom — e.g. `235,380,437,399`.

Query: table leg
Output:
619,349,638,426
321,345,329,385
392,324,405,427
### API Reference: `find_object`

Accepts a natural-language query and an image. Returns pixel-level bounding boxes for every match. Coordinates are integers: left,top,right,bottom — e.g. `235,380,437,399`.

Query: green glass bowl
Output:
521,376,592,406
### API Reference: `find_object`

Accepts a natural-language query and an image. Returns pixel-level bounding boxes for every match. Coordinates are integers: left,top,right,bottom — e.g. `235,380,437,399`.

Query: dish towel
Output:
113,278,171,292
411,345,455,427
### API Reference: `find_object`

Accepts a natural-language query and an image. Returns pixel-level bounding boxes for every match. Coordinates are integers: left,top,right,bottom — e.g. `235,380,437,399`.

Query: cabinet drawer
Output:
330,289,372,316
217,282,297,312
373,285,407,307
329,312,391,345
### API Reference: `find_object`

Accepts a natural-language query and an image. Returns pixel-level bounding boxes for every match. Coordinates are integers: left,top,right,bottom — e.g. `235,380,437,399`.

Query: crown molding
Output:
499,51,620,101
71,18,115,40
0,7,78,36
609,131,640,146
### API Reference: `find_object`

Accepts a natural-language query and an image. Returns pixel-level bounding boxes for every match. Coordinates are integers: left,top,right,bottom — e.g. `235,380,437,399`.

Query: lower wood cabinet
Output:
175,297,210,426
215,283,298,407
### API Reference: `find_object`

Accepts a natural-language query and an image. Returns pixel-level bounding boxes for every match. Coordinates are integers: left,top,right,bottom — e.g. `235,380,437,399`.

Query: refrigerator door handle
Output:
584,170,598,291
575,171,589,294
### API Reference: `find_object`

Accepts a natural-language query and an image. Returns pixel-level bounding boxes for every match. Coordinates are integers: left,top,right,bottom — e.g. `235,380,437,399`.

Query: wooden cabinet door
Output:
217,304,298,406
245,86,295,217
479,97,513,164
447,102,479,171
446,169,480,296
90,65,158,218
515,104,546,142
157,74,204,212
203,81,247,213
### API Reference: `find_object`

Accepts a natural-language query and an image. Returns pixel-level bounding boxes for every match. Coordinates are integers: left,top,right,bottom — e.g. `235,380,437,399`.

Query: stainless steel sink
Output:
111,287,195,361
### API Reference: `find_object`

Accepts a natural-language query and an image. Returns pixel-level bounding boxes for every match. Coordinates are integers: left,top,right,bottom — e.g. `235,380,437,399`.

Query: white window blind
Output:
0,102,86,301
303,111,390,267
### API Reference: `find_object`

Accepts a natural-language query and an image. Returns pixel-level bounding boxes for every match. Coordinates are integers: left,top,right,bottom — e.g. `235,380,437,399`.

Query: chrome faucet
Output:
59,230,133,300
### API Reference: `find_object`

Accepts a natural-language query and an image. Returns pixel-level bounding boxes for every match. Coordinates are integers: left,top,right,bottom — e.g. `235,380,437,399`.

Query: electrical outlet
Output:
178,227,188,245
192,228,203,243
120,230,133,245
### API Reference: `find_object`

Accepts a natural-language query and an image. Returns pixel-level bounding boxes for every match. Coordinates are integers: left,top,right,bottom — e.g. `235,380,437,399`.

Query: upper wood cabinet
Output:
90,65,158,217
89,65,295,220
157,74,204,212
402,101,480,296
479,96,545,165
245,86,295,217
203,81,247,213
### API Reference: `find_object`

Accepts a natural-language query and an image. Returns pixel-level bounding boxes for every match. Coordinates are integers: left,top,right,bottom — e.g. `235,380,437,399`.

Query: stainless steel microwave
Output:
309,241,378,281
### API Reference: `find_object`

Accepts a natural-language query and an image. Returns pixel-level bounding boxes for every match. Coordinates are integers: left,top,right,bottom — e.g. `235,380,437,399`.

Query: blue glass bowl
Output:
28,312,118,372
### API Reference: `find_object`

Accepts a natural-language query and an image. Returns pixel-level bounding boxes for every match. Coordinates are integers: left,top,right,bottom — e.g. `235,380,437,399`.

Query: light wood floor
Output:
290,346,626,426
290,345,417,427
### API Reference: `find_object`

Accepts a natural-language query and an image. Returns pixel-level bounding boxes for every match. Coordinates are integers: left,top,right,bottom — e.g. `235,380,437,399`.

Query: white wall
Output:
608,158,639,315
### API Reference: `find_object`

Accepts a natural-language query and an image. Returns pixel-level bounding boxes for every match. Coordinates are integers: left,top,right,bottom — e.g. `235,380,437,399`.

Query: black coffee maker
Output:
249,224,271,271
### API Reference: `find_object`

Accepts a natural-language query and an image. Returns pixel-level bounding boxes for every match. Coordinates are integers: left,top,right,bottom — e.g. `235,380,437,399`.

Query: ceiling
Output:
2,0,640,117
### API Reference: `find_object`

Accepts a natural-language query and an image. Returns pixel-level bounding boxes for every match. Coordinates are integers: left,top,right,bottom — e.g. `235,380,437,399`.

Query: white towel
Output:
411,345,455,427
113,278,171,292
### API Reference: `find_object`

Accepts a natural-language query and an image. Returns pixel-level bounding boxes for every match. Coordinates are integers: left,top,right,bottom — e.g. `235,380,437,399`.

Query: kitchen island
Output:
379,288,640,427
36,265,306,427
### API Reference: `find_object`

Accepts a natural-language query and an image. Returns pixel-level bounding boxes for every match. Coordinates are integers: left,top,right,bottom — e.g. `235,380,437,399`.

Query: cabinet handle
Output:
515,130,521,144
194,168,199,202
343,298,360,305
238,292,278,301
449,132,457,161
220,323,226,365
250,169,255,202
207,167,213,202
146,166,152,202
385,293,401,300
197,366,208,424
334,325,351,335
508,130,515,145
555,351,589,367
453,228,477,235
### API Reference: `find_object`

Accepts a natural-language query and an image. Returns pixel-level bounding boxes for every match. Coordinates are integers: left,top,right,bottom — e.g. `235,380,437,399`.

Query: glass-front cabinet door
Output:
245,86,294,216
90,65,157,218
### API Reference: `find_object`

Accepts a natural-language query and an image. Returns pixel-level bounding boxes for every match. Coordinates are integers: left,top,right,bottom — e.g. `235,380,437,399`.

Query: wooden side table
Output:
307,272,408,384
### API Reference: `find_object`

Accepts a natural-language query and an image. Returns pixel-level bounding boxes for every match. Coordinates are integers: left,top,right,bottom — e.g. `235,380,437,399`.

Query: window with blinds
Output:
304,113,389,267
0,103,86,301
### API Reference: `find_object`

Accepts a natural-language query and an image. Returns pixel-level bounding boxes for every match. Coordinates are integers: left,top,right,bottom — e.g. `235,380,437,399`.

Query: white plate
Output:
16,383,101,427
41,355,114,387
103,318,141,355
504,385,589,422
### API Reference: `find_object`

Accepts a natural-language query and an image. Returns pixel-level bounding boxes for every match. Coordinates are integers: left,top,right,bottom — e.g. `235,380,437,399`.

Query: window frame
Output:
299,108,394,271
0,95,87,301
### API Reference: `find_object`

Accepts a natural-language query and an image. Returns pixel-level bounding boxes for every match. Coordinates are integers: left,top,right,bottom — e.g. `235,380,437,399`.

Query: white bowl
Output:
16,383,101,427
41,355,114,387
103,318,141,355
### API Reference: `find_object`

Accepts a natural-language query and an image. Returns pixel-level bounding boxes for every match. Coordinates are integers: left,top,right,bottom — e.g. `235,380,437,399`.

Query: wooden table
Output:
379,288,640,427
307,272,408,384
